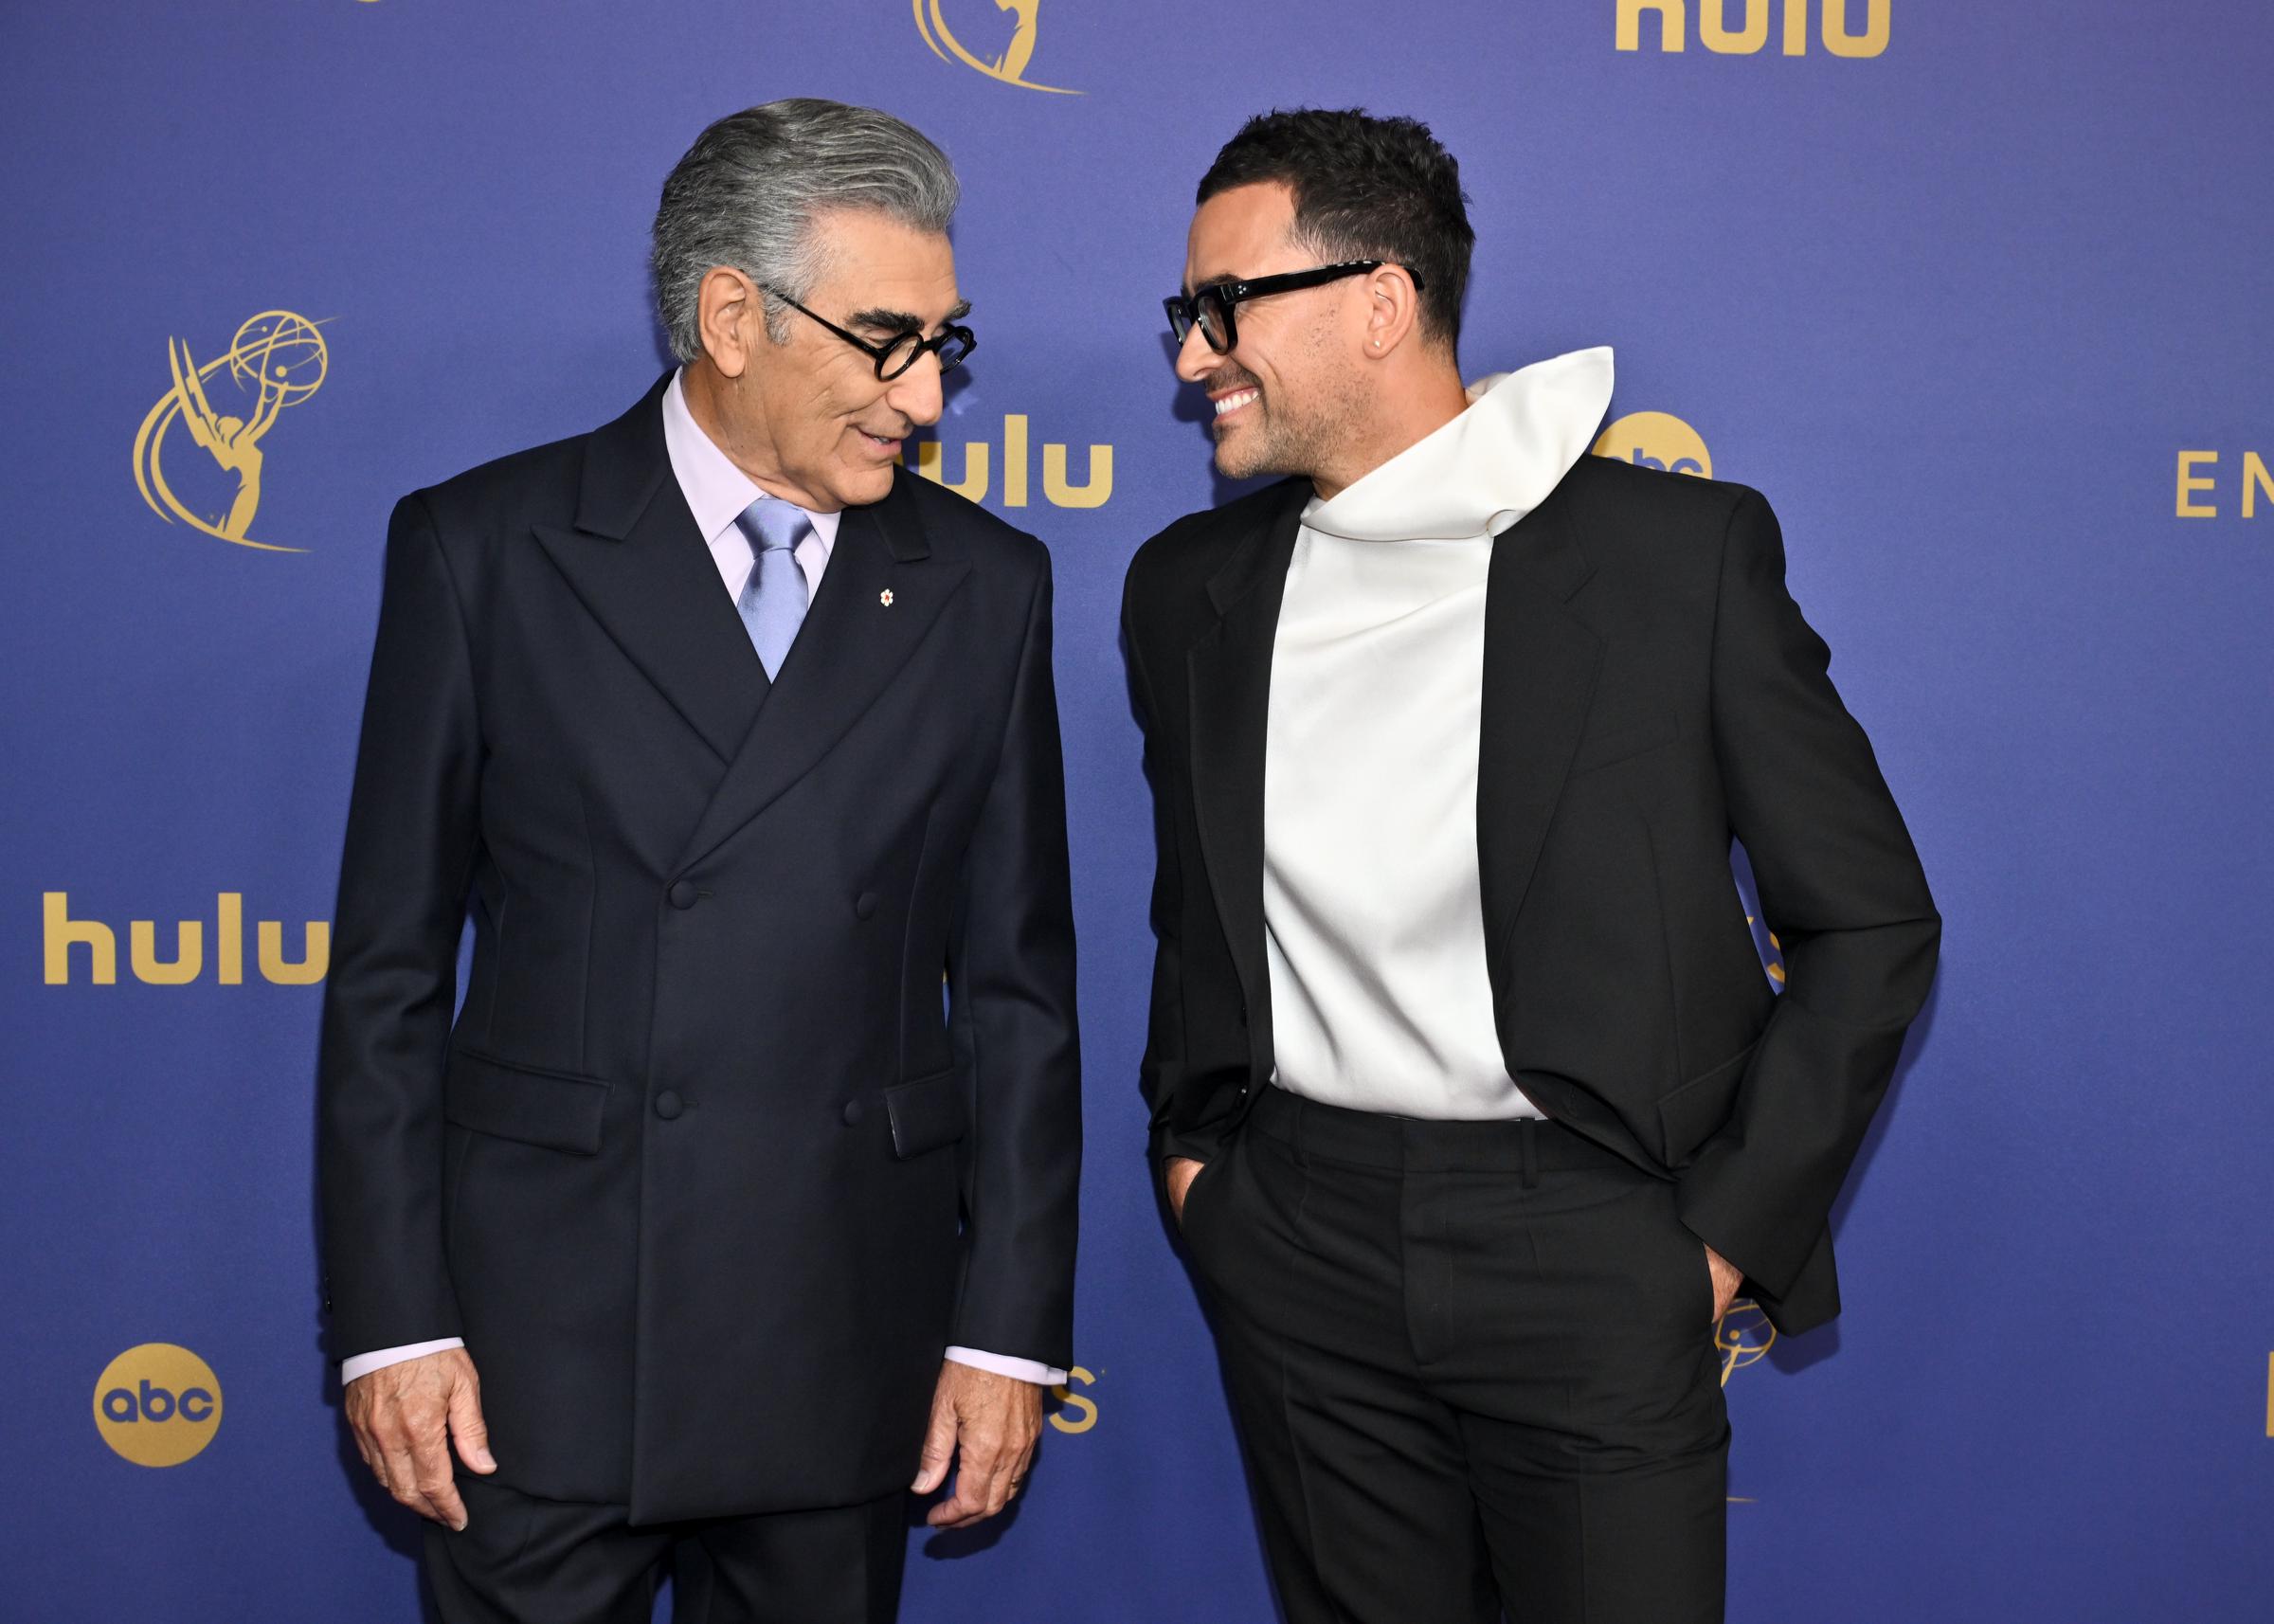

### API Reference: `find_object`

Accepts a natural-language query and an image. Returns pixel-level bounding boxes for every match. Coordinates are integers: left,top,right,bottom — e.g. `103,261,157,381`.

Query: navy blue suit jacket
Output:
318,377,1080,1522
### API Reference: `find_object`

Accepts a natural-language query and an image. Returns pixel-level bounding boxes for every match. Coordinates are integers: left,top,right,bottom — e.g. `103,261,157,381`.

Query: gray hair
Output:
650,99,961,364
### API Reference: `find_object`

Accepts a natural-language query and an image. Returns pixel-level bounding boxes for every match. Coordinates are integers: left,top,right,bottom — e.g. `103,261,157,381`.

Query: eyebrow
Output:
1182,270,1243,298
849,299,973,335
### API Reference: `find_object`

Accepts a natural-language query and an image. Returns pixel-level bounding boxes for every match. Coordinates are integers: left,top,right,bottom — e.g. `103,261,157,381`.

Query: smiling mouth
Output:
1212,388,1260,419
856,427,903,454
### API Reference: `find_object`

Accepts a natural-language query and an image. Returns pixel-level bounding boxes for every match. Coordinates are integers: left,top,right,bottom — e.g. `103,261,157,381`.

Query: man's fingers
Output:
926,1467,994,1528
910,1392,958,1493
379,1439,442,1523
926,1434,1002,1527
422,1471,470,1532
927,1431,1029,1527
406,1412,469,1528
409,1424,468,1529
448,1377,496,1474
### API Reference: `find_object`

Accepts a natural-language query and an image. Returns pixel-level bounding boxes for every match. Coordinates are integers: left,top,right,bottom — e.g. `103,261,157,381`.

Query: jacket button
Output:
854,892,879,920
667,881,699,911
841,1098,865,1125
655,1091,685,1120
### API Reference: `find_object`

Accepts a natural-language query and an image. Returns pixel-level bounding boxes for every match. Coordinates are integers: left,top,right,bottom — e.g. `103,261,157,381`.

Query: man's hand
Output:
1164,1156,1206,1226
1706,1244,1743,1325
911,1360,1043,1528
344,1347,495,1530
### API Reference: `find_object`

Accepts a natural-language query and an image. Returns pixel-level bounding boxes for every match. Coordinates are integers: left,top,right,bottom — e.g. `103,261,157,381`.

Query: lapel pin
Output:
879,589,895,606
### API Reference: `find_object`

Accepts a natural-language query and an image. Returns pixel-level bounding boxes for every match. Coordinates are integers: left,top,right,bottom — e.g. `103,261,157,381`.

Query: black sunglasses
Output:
763,288,977,380
1164,260,1425,354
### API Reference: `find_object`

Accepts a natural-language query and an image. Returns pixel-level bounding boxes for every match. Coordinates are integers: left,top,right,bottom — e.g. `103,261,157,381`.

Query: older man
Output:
1124,109,1937,1622
319,99,1080,1621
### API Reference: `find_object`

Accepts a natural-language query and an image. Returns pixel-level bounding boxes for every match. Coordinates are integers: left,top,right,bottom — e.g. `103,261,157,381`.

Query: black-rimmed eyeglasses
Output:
1164,260,1425,354
764,288,977,380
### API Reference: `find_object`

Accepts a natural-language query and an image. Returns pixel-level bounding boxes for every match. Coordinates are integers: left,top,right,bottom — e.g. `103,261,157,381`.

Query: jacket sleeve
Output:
316,492,483,1359
1673,488,1940,1300
944,550,1082,1367
1122,580,1229,1178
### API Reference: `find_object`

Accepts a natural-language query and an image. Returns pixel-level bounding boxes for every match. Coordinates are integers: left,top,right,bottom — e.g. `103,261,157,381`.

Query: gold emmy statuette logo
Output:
1048,1365,1099,1435
1617,0,1890,58
1715,1299,1778,1388
94,1344,223,1467
2175,450,2273,519
1593,411,1712,478
133,311,330,552
914,0,1079,94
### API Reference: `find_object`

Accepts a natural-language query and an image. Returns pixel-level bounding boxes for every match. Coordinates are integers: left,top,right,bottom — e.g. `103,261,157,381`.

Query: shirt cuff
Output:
342,1338,466,1384
944,1345,1068,1386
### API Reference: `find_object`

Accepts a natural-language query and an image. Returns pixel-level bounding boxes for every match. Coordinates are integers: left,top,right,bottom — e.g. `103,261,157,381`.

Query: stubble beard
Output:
1213,373,1366,487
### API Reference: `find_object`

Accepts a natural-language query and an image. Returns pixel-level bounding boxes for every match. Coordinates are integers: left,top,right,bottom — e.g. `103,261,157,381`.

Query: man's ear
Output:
697,266,762,380
1361,264,1425,359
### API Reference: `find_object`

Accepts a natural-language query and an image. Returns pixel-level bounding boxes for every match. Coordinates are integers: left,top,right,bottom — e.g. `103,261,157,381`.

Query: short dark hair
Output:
1196,108,1474,350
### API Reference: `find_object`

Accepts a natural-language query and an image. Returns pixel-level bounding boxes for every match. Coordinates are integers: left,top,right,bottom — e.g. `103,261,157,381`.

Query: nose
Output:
1173,321,1219,384
885,353,946,428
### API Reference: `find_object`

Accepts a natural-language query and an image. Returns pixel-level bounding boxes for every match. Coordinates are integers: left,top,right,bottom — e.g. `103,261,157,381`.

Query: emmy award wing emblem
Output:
133,311,330,552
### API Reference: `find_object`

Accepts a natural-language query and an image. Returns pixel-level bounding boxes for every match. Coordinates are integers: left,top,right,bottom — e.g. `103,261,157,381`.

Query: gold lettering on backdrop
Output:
2173,449,2272,519
129,921,204,985
1821,0,1891,56
1616,0,1685,52
1042,442,1112,508
905,417,1114,510
258,920,331,984
917,440,989,501
43,893,329,985
1003,414,1030,508
2177,451,2219,516
44,893,116,985
1618,0,1889,56
1048,1366,1099,1434
1700,0,1767,53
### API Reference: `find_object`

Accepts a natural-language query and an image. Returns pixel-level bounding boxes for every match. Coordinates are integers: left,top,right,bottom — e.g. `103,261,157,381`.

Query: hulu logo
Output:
906,414,1112,509
42,893,328,985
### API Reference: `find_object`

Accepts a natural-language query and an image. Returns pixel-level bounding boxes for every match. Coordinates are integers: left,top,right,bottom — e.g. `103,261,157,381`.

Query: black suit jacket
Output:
1122,455,1936,1336
318,377,1080,1523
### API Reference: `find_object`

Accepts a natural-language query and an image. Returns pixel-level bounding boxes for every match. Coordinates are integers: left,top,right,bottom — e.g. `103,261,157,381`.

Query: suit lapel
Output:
532,376,768,765
675,472,968,872
1476,479,1603,978
1184,481,1308,1071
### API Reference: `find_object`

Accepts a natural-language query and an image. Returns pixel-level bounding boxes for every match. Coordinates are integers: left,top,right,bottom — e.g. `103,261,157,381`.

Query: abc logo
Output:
93,1344,223,1467
1593,411,1713,478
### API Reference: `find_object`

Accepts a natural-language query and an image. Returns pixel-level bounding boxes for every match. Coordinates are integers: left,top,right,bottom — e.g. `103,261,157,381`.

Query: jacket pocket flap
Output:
1571,711,1679,776
884,1069,967,1160
1656,1041,1757,1169
444,1047,609,1156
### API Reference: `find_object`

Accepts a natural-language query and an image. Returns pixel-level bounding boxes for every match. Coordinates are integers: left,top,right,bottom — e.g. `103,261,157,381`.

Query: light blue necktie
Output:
733,495,813,679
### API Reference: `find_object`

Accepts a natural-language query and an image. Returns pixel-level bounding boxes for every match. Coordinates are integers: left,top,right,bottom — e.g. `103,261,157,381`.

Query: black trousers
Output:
423,1474,907,1624
1184,1086,1728,1624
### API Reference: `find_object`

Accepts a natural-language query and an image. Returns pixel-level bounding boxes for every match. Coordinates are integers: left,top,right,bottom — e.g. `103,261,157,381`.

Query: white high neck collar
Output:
1304,346,1615,543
